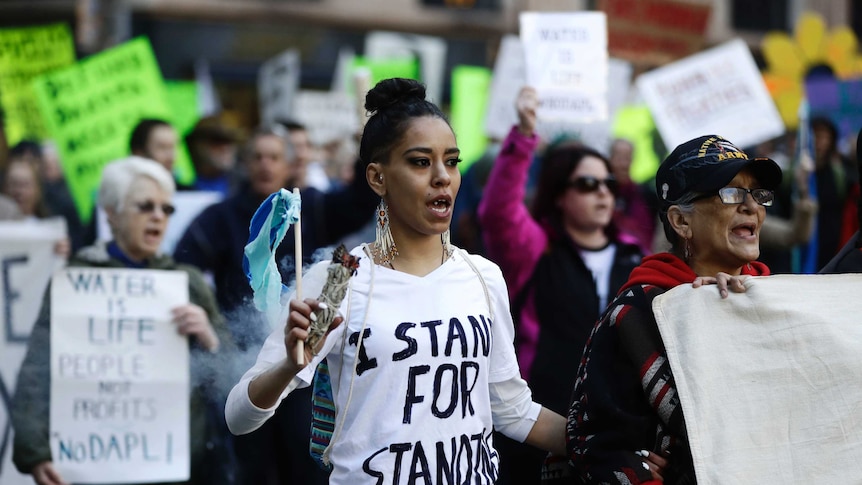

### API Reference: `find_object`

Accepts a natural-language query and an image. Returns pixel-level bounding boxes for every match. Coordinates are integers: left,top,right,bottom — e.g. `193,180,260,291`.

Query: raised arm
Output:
477,87,548,297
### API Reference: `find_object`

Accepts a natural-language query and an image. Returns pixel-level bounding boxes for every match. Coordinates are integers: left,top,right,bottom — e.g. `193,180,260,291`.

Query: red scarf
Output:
620,252,771,294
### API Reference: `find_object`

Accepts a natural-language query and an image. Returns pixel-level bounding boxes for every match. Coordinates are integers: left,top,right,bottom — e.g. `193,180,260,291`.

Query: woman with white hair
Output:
12,156,232,485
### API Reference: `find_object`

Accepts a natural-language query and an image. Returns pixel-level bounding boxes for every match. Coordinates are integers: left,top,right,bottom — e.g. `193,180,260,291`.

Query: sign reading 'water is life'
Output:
50,268,190,484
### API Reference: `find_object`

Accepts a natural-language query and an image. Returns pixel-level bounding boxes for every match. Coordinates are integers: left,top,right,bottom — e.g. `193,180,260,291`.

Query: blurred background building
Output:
0,0,854,127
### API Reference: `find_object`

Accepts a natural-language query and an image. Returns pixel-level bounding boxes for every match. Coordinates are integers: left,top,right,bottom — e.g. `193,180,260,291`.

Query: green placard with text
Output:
0,23,76,145
352,57,420,88
164,80,200,186
451,65,490,172
33,37,174,224
612,104,660,184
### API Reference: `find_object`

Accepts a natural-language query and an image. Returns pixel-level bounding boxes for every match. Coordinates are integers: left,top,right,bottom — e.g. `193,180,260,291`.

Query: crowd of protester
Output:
2,72,860,485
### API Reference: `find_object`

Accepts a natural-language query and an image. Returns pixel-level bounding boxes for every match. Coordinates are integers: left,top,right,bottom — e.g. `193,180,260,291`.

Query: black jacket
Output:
173,174,376,350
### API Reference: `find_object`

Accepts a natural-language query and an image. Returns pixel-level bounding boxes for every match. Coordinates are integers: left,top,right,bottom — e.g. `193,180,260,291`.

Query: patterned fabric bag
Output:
309,358,336,471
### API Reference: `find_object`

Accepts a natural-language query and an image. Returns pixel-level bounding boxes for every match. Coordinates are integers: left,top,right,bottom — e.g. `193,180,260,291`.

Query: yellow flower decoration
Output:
761,12,862,128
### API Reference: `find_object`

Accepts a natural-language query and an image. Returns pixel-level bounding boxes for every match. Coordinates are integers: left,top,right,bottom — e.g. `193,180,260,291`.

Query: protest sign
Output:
365,31,447,104
292,90,359,147
164,80,200,186
32,37,175,225
486,34,630,151
484,35,526,141
599,0,711,65
451,66,491,171
352,56,419,88
520,11,608,123
331,46,357,93
637,39,785,150
0,218,67,485
612,105,661,183
258,49,301,127
0,23,75,145
50,268,190,483
95,190,223,256
537,57,633,153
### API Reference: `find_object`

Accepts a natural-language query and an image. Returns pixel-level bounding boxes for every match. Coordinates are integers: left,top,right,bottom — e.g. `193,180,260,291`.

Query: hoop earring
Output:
373,199,398,265
683,237,692,262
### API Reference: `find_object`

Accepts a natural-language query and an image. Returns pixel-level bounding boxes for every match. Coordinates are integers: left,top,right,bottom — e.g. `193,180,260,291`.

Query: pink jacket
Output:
477,127,546,378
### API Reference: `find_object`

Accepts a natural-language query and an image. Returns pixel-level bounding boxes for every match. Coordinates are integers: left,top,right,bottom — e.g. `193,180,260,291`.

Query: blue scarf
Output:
241,188,302,328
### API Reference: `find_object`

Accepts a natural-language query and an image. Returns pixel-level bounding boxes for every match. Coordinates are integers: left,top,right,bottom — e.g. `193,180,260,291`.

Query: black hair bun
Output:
365,78,427,114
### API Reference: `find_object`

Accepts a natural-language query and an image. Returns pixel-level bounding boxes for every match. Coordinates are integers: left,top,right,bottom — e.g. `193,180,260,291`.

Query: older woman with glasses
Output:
564,135,781,484
477,87,644,483
12,156,232,485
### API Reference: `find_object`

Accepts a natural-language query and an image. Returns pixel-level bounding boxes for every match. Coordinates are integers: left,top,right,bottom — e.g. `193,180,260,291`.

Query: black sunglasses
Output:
714,187,774,207
135,201,176,216
566,176,619,195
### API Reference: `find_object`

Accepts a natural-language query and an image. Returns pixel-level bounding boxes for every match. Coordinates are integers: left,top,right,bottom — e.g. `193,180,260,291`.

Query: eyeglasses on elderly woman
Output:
696,187,775,207
135,200,176,215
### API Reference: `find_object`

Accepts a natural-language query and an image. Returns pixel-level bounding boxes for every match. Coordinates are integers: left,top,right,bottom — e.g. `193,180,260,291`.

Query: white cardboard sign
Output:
520,11,609,123
50,268,190,483
258,49,301,126
636,38,785,150
0,219,67,485
293,90,360,146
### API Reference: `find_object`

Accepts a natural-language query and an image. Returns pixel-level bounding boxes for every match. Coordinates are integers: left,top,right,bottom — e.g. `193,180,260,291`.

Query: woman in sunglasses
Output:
565,135,782,484
12,156,232,485
477,87,644,483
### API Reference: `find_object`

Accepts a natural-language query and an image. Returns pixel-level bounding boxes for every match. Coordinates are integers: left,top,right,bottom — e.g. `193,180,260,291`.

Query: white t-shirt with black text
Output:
228,246,524,484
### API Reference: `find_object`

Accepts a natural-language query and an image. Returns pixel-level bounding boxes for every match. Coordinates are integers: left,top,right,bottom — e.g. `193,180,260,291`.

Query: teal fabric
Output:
242,188,301,328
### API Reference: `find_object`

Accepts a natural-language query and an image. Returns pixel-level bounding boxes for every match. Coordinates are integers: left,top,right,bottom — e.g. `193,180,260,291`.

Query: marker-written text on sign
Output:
50,268,190,483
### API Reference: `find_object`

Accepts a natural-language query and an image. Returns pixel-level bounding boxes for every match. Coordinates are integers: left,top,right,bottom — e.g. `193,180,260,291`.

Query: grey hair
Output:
251,124,296,163
659,193,700,253
98,155,176,213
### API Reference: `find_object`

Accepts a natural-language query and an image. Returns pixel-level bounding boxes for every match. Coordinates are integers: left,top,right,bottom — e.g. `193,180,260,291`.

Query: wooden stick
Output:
293,187,304,366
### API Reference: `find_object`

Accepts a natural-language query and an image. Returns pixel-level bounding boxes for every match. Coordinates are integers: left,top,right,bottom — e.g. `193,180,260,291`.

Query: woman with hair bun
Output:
226,78,565,483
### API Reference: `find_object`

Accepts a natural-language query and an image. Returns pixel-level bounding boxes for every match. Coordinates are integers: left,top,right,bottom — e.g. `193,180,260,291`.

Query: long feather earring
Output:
373,199,398,266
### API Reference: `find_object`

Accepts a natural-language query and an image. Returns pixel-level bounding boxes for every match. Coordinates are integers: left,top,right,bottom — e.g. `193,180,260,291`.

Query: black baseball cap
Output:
656,135,783,209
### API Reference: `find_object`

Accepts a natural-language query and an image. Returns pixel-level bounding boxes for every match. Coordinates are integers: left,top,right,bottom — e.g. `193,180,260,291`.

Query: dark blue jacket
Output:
174,174,377,350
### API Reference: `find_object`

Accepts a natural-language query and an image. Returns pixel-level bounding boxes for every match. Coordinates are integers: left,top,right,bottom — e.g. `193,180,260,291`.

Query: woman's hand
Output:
636,449,668,481
286,298,343,369
171,303,219,351
692,273,749,299
516,86,538,137
53,237,70,259
31,461,68,485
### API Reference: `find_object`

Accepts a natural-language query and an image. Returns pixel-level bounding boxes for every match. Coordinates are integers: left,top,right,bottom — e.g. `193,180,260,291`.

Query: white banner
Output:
653,274,862,483
0,219,66,485
636,38,785,150
293,90,360,147
520,11,608,123
49,268,189,483
258,49,301,126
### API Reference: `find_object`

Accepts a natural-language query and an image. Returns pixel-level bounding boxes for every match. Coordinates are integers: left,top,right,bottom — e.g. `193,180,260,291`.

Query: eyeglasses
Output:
566,176,619,195
716,187,774,207
134,201,176,216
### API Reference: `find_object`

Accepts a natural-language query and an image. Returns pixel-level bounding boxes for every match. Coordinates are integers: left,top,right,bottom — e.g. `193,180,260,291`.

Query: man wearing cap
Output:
561,135,781,484
186,115,242,196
